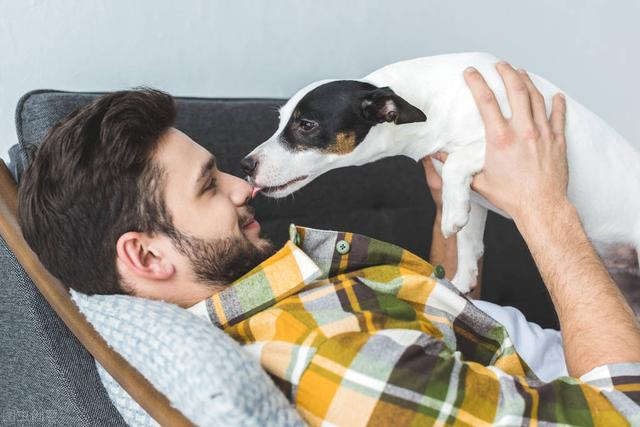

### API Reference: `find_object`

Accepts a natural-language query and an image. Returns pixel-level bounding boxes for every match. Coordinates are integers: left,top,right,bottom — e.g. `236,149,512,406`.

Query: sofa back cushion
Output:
13,90,436,255
11,90,557,327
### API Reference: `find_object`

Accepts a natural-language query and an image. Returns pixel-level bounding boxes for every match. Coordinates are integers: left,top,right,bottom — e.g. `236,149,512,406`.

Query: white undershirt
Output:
472,300,568,382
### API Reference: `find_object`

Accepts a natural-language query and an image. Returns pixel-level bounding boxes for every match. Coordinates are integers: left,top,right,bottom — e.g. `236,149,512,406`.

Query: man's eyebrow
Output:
196,156,217,195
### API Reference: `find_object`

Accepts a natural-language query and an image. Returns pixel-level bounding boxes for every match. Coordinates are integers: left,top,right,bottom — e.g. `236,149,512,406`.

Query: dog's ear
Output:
360,87,427,125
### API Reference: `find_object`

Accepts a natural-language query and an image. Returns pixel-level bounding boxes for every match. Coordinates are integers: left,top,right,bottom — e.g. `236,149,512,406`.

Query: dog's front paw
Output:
451,269,478,295
441,204,470,238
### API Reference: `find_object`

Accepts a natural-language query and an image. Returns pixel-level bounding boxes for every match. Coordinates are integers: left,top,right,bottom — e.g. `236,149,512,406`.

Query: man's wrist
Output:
434,210,442,226
512,197,577,241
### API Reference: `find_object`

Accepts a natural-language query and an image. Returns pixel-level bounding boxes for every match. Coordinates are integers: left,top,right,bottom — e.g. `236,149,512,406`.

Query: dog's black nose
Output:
240,155,258,176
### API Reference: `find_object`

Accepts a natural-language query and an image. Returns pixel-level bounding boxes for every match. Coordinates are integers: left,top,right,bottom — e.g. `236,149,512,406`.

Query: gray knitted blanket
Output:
71,290,305,427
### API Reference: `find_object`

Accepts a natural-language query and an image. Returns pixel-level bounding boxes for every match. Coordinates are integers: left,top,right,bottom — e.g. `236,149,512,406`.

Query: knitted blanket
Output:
71,290,304,427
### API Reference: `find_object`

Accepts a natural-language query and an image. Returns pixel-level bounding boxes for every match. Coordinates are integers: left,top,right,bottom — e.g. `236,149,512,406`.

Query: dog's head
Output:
241,80,426,198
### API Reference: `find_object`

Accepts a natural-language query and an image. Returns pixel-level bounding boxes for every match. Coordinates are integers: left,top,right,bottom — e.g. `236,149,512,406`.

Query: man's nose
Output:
225,172,253,206
240,155,258,176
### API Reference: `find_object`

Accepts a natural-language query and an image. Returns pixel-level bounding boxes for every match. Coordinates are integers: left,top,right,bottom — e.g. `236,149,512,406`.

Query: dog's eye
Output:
299,119,318,132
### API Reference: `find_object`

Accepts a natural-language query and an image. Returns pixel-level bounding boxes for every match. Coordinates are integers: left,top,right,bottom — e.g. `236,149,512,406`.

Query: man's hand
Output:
463,61,640,377
464,62,569,222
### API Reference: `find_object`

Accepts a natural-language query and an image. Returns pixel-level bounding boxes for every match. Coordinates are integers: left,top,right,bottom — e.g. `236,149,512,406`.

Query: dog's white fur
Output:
248,52,640,293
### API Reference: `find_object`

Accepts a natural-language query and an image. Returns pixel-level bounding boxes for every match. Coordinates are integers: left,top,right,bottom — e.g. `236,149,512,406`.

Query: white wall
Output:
2,0,639,161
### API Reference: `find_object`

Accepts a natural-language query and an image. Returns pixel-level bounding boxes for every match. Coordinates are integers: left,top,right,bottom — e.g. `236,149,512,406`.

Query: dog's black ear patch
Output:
360,87,427,125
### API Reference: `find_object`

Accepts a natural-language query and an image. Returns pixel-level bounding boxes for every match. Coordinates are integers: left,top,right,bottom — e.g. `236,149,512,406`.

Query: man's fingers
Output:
422,152,448,165
470,170,489,197
422,154,444,193
431,152,449,163
518,69,549,132
496,62,534,129
550,93,567,142
464,67,507,131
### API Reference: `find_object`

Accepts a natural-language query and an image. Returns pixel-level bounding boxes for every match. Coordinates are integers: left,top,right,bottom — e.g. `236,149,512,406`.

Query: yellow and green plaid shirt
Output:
189,226,640,426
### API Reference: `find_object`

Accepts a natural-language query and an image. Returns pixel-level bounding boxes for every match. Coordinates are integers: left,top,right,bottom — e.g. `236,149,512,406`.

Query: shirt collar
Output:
188,228,321,328
188,225,434,328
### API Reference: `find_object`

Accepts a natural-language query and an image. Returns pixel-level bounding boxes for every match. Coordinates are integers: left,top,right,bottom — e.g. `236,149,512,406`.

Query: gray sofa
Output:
0,90,557,425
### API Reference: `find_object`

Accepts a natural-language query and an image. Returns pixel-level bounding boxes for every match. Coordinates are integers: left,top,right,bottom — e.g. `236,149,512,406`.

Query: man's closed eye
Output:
203,176,217,194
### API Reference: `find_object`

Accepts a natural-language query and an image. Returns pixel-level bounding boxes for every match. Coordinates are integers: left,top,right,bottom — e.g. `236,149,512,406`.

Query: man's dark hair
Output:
18,88,177,295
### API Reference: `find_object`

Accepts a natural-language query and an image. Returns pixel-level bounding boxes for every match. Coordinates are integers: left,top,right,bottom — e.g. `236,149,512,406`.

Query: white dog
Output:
241,52,640,293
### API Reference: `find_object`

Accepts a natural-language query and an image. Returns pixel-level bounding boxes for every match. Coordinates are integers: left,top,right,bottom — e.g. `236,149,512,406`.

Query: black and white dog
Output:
241,52,640,293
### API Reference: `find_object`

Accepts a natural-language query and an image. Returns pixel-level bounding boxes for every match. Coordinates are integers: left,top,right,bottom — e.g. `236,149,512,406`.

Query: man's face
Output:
124,128,275,305
159,128,268,248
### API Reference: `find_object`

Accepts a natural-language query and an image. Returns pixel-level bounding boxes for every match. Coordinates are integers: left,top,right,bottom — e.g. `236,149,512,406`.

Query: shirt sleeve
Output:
294,331,640,426
579,363,640,423
433,357,640,425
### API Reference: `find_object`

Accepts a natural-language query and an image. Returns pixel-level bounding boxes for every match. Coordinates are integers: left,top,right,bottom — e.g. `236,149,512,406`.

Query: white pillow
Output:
71,290,305,427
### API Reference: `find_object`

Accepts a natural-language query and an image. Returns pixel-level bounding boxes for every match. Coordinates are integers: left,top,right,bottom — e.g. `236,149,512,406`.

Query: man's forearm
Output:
515,201,640,377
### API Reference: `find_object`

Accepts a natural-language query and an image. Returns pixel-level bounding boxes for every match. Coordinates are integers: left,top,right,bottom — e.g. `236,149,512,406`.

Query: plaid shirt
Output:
189,225,640,426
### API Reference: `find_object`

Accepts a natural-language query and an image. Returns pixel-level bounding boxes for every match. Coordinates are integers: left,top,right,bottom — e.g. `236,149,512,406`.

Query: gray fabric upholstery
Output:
0,236,127,426
11,90,437,258
1,89,557,426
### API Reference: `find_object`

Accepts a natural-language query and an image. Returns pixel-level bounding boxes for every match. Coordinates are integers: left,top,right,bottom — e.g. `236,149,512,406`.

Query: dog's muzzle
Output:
240,155,258,177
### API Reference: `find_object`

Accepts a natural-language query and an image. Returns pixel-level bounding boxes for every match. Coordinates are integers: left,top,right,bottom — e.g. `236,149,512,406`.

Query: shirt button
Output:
336,239,350,255
289,224,301,246
434,265,446,279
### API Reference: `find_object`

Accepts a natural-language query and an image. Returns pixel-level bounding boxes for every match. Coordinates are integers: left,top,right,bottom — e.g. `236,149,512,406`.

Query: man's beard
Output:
170,226,276,291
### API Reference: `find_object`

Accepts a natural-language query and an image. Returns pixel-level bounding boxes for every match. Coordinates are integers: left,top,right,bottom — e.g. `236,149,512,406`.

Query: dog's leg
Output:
439,143,486,293
440,144,484,238
451,201,487,293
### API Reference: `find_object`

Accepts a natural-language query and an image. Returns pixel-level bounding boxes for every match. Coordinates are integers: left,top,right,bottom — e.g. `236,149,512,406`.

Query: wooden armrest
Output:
0,160,193,426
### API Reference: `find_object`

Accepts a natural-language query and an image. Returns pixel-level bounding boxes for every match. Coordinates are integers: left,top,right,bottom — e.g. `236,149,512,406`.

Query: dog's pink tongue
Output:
251,186,263,198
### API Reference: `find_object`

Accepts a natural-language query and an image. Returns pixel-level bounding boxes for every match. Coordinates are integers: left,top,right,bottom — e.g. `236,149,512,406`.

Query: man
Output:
18,63,640,425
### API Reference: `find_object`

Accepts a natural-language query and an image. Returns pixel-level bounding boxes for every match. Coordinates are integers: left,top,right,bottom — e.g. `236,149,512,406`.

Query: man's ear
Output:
360,87,427,125
116,232,176,281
